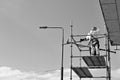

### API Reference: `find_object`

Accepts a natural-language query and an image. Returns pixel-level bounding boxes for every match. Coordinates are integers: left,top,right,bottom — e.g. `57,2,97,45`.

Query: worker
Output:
80,27,100,56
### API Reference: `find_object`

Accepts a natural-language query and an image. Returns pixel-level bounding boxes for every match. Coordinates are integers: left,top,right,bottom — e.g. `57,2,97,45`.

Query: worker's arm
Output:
80,32,91,42
80,38,89,42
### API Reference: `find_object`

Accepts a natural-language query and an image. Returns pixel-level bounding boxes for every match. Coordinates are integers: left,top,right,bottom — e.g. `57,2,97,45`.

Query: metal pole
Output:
107,36,111,80
105,34,109,80
39,26,64,80
70,24,73,80
61,28,64,80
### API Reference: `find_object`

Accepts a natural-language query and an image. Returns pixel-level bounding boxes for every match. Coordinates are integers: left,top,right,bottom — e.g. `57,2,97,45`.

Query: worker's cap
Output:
91,27,98,31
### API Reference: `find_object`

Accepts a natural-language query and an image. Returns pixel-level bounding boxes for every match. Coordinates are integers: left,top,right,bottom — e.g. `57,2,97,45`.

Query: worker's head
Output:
92,27,98,31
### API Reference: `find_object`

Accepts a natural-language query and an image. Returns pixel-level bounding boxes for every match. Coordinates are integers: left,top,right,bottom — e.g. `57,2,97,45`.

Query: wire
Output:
41,68,61,73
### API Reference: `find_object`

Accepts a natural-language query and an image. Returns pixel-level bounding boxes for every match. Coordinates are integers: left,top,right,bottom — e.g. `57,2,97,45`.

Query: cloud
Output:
0,66,39,80
0,66,120,80
0,66,73,80
0,66,82,80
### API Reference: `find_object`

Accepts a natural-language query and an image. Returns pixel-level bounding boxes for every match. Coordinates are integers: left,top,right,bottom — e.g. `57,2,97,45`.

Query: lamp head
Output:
39,26,48,29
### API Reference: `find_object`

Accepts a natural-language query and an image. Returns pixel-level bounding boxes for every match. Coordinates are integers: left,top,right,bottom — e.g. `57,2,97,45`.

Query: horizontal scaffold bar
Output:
88,66,107,69
75,76,108,78
72,55,107,58
68,42,116,53
73,66,107,69
72,34,107,37
100,49,116,53
88,76,108,78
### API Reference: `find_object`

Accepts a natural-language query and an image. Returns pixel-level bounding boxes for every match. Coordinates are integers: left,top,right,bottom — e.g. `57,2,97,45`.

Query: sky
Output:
0,0,120,80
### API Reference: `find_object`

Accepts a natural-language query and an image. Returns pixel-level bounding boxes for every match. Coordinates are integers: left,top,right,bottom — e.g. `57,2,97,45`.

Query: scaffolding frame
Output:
67,25,116,80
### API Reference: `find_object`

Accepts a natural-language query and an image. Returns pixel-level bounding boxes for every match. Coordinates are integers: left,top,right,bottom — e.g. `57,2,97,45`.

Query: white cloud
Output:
0,66,73,80
0,66,21,77
0,66,39,80
0,66,82,80
0,66,120,80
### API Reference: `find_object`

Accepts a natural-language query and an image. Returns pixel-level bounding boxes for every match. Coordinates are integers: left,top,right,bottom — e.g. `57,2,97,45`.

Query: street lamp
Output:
39,26,64,80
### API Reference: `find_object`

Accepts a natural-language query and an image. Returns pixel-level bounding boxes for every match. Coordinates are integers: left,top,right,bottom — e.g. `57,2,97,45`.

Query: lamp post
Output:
39,26,64,80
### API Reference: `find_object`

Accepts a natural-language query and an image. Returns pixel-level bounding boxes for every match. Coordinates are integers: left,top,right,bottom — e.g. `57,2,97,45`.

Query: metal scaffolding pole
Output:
70,24,73,80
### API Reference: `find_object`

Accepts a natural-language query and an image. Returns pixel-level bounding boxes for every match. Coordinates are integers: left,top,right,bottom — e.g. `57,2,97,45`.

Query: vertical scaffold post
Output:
70,24,73,80
105,34,111,80
105,34,108,80
107,35,111,80
79,51,82,80
99,0,112,79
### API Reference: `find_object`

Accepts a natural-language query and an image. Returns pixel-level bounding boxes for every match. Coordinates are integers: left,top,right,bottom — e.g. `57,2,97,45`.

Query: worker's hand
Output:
79,39,83,42
80,38,87,42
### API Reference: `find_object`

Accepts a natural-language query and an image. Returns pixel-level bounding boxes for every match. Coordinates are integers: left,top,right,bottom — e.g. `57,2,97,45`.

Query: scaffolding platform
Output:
72,67,93,78
82,56,106,68
69,21,113,80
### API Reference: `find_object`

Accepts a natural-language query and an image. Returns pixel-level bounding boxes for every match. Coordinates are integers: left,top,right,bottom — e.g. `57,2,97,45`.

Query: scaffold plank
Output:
82,56,106,68
72,67,93,78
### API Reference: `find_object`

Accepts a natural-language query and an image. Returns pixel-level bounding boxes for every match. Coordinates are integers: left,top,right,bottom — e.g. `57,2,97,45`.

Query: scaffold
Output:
66,25,116,80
